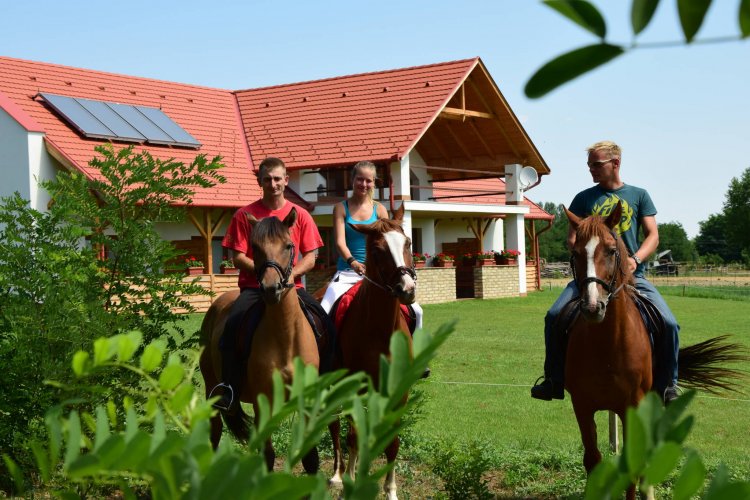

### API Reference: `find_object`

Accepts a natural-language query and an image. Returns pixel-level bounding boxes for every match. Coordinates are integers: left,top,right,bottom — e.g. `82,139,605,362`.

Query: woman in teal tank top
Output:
321,161,388,312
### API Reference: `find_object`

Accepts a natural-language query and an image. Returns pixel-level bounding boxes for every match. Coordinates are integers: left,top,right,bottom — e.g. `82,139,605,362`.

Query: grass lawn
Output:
183,287,750,497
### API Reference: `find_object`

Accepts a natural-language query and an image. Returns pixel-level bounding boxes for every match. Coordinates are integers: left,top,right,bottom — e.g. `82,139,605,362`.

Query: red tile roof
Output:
235,58,479,169
0,56,260,207
432,178,553,220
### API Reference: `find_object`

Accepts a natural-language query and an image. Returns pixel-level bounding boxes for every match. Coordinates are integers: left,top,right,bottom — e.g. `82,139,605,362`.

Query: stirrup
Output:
208,382,234,410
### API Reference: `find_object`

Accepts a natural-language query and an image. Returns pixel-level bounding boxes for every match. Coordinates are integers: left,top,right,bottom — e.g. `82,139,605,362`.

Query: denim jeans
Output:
543,278,679,392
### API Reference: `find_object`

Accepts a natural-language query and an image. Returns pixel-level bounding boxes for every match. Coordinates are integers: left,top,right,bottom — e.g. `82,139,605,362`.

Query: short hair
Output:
257,157,287,181
587,141,621,158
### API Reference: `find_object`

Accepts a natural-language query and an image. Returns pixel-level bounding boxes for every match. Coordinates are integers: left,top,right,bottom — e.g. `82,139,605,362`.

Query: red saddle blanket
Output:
333,280,414,334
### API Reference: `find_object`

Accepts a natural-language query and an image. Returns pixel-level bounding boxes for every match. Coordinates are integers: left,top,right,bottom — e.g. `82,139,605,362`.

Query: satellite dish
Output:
518,166,539,190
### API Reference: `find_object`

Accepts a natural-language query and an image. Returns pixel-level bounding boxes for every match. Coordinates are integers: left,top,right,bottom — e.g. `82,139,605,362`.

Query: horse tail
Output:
678,335,750,394
221,406,252,444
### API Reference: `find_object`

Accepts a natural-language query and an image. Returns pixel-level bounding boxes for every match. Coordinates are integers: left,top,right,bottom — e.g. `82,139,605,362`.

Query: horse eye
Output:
607,247,617,256
286,243,293,250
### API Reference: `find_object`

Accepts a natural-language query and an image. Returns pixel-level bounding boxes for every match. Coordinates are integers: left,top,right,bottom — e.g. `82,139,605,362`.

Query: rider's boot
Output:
531,376,564,400
211,353,239,412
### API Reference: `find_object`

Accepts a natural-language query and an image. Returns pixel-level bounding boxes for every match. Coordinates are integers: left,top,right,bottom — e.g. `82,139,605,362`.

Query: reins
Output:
257,241,296,294
361,264,417,297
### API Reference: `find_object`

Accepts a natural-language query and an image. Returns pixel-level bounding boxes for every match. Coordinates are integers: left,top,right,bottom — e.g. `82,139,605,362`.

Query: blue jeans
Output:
543,278,679,392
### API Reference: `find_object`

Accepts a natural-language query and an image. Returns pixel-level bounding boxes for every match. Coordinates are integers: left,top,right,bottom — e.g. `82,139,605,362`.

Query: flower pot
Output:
476,258,495,266
220,267,239,274
433,260,454,268
186,267,204,275
414,261,426,269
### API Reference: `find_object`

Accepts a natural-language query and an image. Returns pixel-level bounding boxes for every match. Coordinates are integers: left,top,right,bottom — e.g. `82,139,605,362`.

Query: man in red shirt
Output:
212,156,325,411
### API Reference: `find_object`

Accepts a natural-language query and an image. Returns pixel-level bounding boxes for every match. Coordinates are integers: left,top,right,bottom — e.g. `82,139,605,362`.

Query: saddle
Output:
554,287,667,374
330,280,417,336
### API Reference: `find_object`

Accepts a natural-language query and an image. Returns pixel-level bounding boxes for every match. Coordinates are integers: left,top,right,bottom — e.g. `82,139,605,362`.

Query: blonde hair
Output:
350,161,377,201
586,141,621,159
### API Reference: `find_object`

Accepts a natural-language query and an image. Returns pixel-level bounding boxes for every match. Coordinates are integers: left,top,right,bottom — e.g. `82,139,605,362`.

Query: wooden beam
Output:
468,119,495,157
465,78,523,160
440,107,494,120
187,209,208,240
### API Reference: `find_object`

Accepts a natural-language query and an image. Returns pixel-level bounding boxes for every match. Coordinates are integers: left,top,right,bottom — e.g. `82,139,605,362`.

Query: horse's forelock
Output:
251,216,288,245
577,215,633,283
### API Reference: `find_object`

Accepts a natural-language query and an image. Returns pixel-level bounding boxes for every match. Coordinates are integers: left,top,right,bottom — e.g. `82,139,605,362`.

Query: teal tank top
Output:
337,200,379,271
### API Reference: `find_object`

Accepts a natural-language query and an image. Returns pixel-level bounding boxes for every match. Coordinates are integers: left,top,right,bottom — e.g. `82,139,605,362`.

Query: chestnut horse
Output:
199,208,321,472
328,204,417,500
565,202,747,498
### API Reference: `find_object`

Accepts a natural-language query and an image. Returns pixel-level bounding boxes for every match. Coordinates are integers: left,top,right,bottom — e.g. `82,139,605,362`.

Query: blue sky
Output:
4,0,748,237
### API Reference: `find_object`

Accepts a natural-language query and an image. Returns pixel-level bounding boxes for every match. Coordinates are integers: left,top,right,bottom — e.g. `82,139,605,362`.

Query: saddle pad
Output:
332,280,414,335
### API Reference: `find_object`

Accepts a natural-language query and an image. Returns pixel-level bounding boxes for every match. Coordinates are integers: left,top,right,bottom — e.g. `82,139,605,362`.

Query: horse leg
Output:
329,418,344,484
617,409,639,500
383,436,400,500
302,446,319,474
264,439,276,471
345,418,359,480
572,403,601,473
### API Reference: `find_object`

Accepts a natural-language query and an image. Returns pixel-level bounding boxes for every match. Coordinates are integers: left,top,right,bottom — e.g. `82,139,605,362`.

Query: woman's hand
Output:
352,260,366,275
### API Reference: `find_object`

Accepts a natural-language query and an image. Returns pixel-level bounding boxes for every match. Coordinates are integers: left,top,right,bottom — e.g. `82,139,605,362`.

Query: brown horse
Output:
328,204,417,500
199,208,321,472
565,202,747,498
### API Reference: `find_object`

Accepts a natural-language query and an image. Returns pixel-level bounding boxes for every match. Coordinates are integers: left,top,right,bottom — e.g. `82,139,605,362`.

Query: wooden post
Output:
609,411,619,452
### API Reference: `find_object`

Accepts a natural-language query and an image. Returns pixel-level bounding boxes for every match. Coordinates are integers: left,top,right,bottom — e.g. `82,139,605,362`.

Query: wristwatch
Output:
632,254,642,265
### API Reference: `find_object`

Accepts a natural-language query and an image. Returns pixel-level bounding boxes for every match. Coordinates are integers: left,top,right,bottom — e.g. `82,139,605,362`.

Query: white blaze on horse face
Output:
584,236,601,306
383,230,417,292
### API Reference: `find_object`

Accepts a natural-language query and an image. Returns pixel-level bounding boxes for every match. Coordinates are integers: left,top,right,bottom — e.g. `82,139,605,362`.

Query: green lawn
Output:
184,288,750,497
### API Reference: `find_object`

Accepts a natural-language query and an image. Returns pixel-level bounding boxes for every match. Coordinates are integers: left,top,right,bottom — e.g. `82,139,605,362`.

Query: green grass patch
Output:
658,285,750,302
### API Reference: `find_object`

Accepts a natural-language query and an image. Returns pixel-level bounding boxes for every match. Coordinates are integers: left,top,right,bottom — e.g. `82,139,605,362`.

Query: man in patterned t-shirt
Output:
531,141,680,404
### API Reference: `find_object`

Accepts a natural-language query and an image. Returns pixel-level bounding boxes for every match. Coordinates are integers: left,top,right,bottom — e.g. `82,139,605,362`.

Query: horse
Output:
564,201,747,498
328,204,417,500
199,208,321,473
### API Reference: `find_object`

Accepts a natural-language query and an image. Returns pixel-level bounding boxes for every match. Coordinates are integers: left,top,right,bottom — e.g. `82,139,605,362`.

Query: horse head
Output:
249,208,297,305
352,204,417,304
565,201,632,322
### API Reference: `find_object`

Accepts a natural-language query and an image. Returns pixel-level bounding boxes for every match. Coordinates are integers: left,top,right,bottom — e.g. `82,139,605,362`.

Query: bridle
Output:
571,229,624,304
360,252,417,297
256,241,296,294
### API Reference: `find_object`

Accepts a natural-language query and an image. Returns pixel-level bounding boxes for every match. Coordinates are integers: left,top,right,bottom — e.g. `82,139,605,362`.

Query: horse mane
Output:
577,215,635,288
251,216,289,245
370,217,402,234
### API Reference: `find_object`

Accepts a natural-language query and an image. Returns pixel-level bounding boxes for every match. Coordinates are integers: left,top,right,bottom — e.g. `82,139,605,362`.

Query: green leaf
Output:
116,330,142,362
543,0,607,38
525,44,625,98
387,331,410,398
631,0,660,35
643,441,682,486
169,384,194,413
677,0,712,42
63,411,82,470
740,0,750,37
72,351,90,377
584,459,618,499
67,454,101,479
158,363,184,391
2,454,25,494
93,406,110,452
624,407,647,476
140,341,165,372
93,337,111,366
673,450,706,500
666,415,694,444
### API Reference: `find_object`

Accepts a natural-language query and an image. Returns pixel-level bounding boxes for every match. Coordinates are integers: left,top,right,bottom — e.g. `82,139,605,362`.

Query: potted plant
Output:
497,249,521,265
476,250,496,266
220,258,238,274
461,252,475,267
185,256,204,275
432,253,455,267
412,252,429,269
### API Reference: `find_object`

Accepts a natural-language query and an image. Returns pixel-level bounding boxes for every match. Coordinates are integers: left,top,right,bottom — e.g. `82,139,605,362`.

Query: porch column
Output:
505,164,527,294
390,157,411,201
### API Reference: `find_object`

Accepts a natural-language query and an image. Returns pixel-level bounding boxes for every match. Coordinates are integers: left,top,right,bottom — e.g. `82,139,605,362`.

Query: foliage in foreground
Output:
584,391,750,499
2,322,453,498
0,144,224,490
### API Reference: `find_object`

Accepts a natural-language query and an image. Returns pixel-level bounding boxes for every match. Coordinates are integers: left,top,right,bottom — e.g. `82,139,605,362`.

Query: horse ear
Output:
604,202,623,230
391,203,405,222
247,213,259,228
564,206,581,229
283,207,298,228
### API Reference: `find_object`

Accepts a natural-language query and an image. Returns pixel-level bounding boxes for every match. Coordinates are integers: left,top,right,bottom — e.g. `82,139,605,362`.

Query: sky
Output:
3,0,748,237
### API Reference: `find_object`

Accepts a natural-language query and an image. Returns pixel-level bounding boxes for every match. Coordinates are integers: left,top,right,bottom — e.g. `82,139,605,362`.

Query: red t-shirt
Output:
222,200,323,289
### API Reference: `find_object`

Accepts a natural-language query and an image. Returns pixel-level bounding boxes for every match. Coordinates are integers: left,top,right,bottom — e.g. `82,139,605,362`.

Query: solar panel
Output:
106,102,175,145
77,98,146,143
39,93,114,139
38,93,201,149
137,106,201,148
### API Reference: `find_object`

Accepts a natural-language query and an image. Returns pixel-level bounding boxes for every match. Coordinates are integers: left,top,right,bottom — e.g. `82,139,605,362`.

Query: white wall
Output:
0,109,32,203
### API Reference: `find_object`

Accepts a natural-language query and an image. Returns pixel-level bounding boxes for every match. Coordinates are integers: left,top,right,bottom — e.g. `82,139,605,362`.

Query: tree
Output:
536,202,571,262
722,166,750,262
526,0,750,98
656,221,695,262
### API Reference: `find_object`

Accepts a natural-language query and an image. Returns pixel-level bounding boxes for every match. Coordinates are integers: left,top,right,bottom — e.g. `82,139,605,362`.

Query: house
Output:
0,55,553,306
